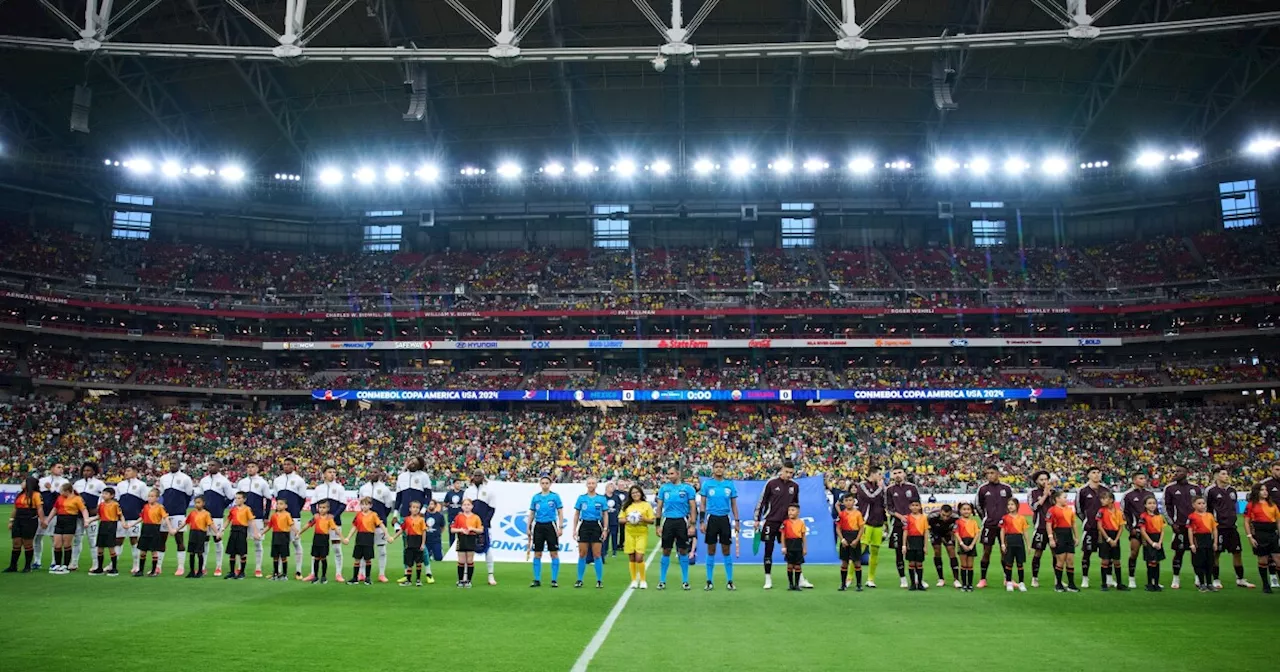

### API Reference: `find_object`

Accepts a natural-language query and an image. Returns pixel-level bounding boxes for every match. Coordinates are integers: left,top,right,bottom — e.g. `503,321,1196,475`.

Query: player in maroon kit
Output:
1075,467,1111,589
854,466,887,588
885,467,921,589
1163,464,1203,590
1206,467,1254,589
1027,470,1054,588
974,466,1011,589
753,461,806,590
1261,460,1280,588
1121,471,1154,590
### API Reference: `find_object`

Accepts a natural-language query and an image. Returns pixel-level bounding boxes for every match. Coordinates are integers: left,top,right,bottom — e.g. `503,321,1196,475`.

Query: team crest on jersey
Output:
905,489,913,497
1001,489,1009,497
789,487,796,495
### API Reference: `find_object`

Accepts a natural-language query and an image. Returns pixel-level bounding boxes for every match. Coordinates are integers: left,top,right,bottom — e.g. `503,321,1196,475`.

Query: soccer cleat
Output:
214,569,223,577
68,565,78,572
1271,575,1279,588
704,581,713,591
320,577,328,584
31,563,41,570
415,581,422,587
1081,577,1089,589
295,571,302,580
639,581,648,589
174,568,184,577
531,580,542,588
799,576,814,589
106,569,119,577
1018,583,1027,592
1,568,14,574
1128,577,1137,589
488,575,498,586
550,580,558,588
597,581,603,589
223,572,235,580
907,584,918,592
954,580,962,589
398,576,411,585
335,575,345,583
357,573,366,583
1006,582,1014,592
977,579,987,589
1236,579,1255,589
574,580,584,588
1115,584,1129,591
855,586,863,592
763,576,773,590
865,580,877,588
398,580,412,587
1065,586,1079,593
254,569,264,578
134,570,146,578
657,582,666,590
363,579,372,585
377,575,389,583
1099,584,1109,592
49,565,60,574
900,577,909,589
304,574,316,582
629,580,638,589
88,569,103,576
426,575,436,585
682,582,690,591
1031,578,1040,588
725,582,735,591
838,585,847,592
1171,577,1181,590
1054,585,1066,593
937,579,945,588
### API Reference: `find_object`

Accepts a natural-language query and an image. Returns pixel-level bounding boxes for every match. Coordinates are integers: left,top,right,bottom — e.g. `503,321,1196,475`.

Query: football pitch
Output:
1,505,1274,672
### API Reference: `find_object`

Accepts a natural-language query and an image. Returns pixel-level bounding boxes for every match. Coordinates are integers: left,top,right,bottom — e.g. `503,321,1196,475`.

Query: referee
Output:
655,467,698,591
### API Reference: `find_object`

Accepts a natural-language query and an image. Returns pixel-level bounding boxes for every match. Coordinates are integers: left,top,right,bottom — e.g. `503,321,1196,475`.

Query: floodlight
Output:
160,161,182,178
802,158,828,173
614,158,638,177
354,166,377,184
968,156,991,176
933,156,959,176
848,156,875,174
1245,136,1279,155
542,162,566,176
126,158,153,175
884,160,910,171
770,157,795,174
573,161,596,177
415,164,440,182
384,165,406,184
319,167,344,186
649,159,672,176
728,156,752,176
1002,157,1029,177
1041,156,1069,177
1135,151,1164,169
496,161,522,178
692,158,715,175
219,164,245,183
1172,149,1199,162
460,166,483,176
190,165,211,178
103,159,112,166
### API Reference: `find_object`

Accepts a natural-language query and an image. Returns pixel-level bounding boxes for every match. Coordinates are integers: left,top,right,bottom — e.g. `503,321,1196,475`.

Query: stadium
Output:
2,0,1280,669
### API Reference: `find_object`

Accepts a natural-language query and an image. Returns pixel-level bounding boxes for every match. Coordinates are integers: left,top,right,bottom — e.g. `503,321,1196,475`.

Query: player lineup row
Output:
7,460,1280,595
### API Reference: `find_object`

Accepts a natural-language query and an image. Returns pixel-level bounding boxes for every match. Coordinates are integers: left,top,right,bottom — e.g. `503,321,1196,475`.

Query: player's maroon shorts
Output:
1170,525,1191,552
980,525,1000,546
1217,527,1242,554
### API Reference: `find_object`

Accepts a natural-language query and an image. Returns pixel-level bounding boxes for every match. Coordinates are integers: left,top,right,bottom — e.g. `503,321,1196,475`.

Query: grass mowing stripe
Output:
570,548,659,672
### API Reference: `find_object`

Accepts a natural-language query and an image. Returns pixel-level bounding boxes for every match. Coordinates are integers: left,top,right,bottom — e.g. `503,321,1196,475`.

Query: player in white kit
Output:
236,462,273,577
71,463,106,571
358,469,398,583
156,463,195,575
198,460,237,576
113,465,150,573
312,466,349,582
35,464,69,570
272,458,309,578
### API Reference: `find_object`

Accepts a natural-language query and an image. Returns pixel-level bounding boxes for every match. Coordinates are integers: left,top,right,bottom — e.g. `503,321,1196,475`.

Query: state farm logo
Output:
657,339,710,348
748,339,772,348
874,339,911,347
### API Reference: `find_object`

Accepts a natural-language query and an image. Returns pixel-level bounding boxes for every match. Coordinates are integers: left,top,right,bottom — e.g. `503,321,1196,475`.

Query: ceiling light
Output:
614,158,637,177
496,161,522,178
1003,157,1030,176
771,157,794,174
848,156,875,174
692,158,715,175
354,166,376,184
649,159,672,176
542,162,565,176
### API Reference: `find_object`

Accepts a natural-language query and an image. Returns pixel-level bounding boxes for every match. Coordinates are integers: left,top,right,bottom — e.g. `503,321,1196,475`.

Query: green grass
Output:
2,504,1275,671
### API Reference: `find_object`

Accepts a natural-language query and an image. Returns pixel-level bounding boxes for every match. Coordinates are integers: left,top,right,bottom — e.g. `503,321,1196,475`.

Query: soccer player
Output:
855,466,887,588
312,466,348,583
357,469,397,583
836,493,865,592
35,463,68,570
450,498,484,587
443,477,466,548
393,457,432,525
527,475,564,588
343,497,383,585
463,470,499,586
113,465,149,574
1163,463,1203,589
1188,496,1219,593
1074,466,1110,589
45,483,90,574
699,460,739,591
5,476,40,573
223,491,257,580
301,500,337,584
604,482,626,559
271,458,308,578
136,487,171,578
232,462,270,577
200,461,237,577
1139,495,1167,592
782,504,809,591
622,484,655,589
156,461,194,576
87,486,123,576
423,499,446,584
954,502,980,591
902,500,928,591
999,498,1029,592
70,462,105,572
387,500,427,587
266,499,296,581
1243,482,1279,594
657,466,698,591
573,476,610,589
887,467,922,589
1047,490,1079,592
1027,470,1054,588
1206,467,1253,589
974,465,1012,589
1121,470,1155,589
1096,490,1127,592
757,461,805,589
1261,460,1280,588
927,504,959,588
176,496,213,578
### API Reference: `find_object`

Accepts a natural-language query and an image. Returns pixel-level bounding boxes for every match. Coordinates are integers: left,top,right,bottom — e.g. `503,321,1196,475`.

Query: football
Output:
626,510,643,525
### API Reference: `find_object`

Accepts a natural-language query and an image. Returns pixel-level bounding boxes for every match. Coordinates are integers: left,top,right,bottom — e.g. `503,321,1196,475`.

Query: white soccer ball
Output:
626,510,643,525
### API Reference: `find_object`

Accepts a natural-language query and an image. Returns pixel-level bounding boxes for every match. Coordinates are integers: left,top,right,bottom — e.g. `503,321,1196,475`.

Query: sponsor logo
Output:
530,340,551,349
327,341,375,349
657,339,710,348
1002,339,1044,346
455,341,499,349
283,342,315,350
949,339,970,347
1077,338,1102,346
874,339,912,347
497,514,529,539
805,340,849,347
394,341,429,349
587,340,625,348
748,339,773,348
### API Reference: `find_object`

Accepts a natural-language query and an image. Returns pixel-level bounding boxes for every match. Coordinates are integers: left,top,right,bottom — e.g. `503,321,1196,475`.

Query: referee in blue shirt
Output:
699,461,740,591
655,467,699,591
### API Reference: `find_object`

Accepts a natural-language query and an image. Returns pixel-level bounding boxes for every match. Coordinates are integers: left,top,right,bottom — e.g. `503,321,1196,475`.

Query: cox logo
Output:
1077,338,1102,346
530,340,551,349
496,514,529,539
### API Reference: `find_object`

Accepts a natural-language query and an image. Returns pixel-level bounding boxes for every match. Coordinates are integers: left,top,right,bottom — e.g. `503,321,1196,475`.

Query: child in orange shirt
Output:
450,498,484,587
177,496,213,578
1096,490,1128,592
954,502,980,591
999,498,1029,592
903,501,928,591
1187,496,1219,593
782,504,809,591
46,483,90,575
342,497,384,585
1139,495,1167,592
301,500,338,584
388,500,428,587
223,492,258,580
1243,482,1279,594
1047,490,1080,592
837,494,865,592
266,499,296,581
136,488,170,578
87,487,124,576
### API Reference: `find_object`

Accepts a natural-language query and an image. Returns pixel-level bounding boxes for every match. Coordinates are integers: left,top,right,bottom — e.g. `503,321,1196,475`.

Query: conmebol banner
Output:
312,388,1067,402
268,336,1121,351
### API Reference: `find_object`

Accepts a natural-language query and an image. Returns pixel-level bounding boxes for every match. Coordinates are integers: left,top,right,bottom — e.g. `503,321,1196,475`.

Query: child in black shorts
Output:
1139,495,1167,592
954,503,980,591
903,501,928,591
781,504,808,591
302,501,337,584
342,497,385,585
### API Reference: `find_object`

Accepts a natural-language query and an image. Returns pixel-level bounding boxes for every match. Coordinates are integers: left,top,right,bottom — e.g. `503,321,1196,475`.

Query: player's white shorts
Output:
166,516,185,534
76,519,100,546
120,520,141,539
209,518,225,538
375,527,387,546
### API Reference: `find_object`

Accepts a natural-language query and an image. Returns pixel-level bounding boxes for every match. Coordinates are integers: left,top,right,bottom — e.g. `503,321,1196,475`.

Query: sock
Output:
725,555,734,583
110,554,117,572
950,557,959,581
787,569,796,588
763,558,772,577
95,549,104,571
24,548,33,570
1172,552,1183,577
254,539,264,572
415,565,422,581
350,561,360,583
333,545,344,578
71,533,83,567
980,559,990,581
1128,555,1138,579
679,554,690,584
1004,566,1012,583
895,550,905,578
156,551,165,573
577,557,587,582
1261,566,1271,587
533,557,542,582
1081,554,1091,579
867,548,879,581
1067,570,1076,589
292,537,304,574
1154,563,1161,586
466,563,475,583
486,552,495,579
188,553,196,575
1018,566,1025,583
855,568,863,587
176,550,186,573
377,544,387,578
706,554,716,583
1213,562,1221,582
934,556,945,579
1031,555,1041,579
1234,564,1244,581
34,537,44,566
594,556,604,582
660,554,670,583
320,558,327,579
840,568,848,587
313,558,320,579
628,561,636,582
457,564,465,582
213,539,224,572
551,557,560,581
637,558,646,583
1053,566,1063,587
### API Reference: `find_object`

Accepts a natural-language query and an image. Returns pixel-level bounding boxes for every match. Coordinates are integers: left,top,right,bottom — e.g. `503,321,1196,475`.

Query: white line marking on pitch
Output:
569,548,660,672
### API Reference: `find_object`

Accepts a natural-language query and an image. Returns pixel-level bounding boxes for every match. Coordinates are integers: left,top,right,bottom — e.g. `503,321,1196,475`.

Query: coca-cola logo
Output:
748,339,772,348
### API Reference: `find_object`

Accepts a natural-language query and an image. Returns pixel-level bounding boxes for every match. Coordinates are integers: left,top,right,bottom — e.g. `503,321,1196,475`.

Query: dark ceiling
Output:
1,0,1278,170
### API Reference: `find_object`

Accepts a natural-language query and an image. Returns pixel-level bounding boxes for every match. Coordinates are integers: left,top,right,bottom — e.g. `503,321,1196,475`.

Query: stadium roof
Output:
1,0,1279,166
